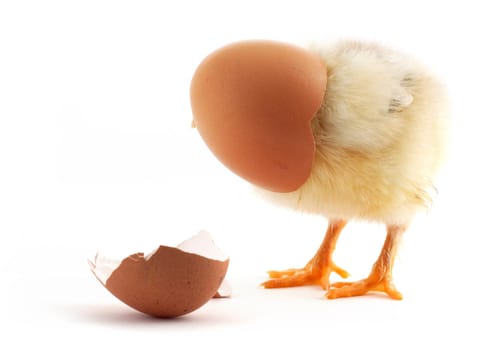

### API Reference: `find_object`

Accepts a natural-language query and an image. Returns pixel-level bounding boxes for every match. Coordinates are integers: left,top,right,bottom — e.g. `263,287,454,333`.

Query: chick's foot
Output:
326,225,405,300
262,260,349,289
262,220,349,289
326,274,402,300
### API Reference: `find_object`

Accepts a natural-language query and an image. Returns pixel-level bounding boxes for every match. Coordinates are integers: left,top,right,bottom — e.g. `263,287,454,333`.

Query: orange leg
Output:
262,220,349,290
326,225,405,300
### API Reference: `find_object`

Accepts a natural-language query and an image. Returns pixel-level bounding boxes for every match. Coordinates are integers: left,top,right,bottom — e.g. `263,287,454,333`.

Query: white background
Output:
1,0,478,348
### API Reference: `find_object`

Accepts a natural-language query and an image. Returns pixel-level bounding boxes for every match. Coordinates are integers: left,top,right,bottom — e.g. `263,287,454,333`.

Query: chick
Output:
191,40,448,299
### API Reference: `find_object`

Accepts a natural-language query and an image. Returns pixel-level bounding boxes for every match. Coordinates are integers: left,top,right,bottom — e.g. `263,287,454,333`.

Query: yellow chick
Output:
190,40,448,299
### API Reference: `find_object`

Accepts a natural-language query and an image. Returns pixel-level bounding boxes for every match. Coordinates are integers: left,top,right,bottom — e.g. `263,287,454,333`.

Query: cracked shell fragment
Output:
89,231,230,318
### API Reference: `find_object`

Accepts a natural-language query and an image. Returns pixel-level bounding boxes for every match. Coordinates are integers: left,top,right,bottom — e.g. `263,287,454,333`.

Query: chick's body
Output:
258,42,448,298
262,41,448,226
191,40,448,299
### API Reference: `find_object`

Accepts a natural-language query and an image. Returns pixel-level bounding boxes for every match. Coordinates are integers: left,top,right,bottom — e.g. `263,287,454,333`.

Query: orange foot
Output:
262,260,349,290
326,275,402,300
326,224,405,300
261,220,349,290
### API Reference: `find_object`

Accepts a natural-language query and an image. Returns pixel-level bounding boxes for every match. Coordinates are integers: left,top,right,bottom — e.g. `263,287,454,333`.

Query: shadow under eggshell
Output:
104,246,229,318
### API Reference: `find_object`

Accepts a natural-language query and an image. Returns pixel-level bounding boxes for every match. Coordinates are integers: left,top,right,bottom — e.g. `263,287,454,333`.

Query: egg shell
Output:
104,247,229,318
90,231,230,318
190,40,327,193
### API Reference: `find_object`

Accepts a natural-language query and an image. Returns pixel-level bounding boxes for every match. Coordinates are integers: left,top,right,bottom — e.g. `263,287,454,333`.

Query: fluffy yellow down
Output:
259,41,448,226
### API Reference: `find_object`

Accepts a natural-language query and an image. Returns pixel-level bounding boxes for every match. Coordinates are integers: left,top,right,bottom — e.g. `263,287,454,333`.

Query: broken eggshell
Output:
89,230,230,318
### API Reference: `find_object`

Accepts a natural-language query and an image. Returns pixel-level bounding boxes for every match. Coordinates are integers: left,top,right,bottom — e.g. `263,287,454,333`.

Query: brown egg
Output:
89,231,229,318
190,40,327,192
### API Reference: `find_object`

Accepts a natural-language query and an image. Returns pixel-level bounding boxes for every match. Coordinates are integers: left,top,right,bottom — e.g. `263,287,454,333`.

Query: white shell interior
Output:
177,230,229,262
88,253,120,285
89,230,230,295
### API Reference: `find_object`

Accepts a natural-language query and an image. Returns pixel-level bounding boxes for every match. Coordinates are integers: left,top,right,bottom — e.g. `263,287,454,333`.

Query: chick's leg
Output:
326,225,405,300
262,220,349,289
